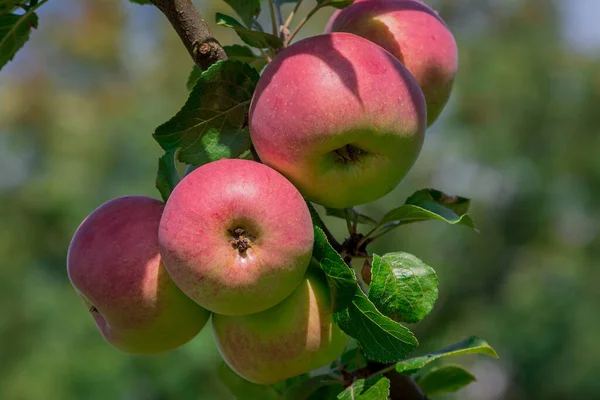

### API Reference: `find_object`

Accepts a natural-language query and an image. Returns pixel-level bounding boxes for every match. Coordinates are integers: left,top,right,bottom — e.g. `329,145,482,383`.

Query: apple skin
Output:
158,159,314,316
249,32,426,208
67,196,210,354
325,0,458,126
212,267,348,384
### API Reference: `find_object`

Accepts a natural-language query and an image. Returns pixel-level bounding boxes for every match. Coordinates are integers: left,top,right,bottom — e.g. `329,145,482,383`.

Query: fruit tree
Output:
2,0,499,398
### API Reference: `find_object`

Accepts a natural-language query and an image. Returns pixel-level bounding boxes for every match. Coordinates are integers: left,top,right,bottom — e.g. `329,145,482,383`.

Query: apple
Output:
249,32,426,208
325,0,458,126
212,267,348,384
158,158,314,316
67,196,210,354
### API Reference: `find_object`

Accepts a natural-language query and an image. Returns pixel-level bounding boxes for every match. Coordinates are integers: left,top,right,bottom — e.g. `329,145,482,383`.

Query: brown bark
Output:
149,0,227,70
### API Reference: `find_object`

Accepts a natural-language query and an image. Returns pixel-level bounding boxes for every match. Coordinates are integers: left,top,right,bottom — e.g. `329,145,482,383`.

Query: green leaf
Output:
378,204,475,230
216,12,283,50
312,226,345,266
337,376,390,400
406,189,472,217
128,0,152,4
186,65,202,91
194,127,252,165
0,11,38,70
325,207,378,226
222,0,261,28
368,252,438,324
218,363,281,400
224,44,268,72
336,345,367,371
416,365,476,397
371,189,476,237
153,60,258,166
395,336,499,375
282,376,343,400
307,202,327,230
155,150,180,202
187,49,264,91
0,1,23,15
334,289,418,364
312,226,357,312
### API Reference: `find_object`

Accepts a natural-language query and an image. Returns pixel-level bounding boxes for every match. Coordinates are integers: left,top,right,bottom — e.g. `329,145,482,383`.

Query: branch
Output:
363,363,426,400
150,0,227,70
384,371,427,400
284,1,325,46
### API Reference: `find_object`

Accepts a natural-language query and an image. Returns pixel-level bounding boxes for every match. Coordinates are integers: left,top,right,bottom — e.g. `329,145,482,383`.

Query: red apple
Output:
249,32,426,208
212,267,348,384
158,159,314,316
67,196,210,354
326,0,458,126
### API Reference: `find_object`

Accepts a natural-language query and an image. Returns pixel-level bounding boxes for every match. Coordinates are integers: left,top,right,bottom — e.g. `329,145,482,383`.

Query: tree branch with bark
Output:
149,0,227,70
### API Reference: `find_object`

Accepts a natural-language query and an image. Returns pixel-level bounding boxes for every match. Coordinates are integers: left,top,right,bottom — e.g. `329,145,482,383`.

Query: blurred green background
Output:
1,0,599,399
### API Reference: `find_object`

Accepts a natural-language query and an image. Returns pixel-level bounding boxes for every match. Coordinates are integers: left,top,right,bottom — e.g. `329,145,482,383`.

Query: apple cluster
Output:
66,0,457,386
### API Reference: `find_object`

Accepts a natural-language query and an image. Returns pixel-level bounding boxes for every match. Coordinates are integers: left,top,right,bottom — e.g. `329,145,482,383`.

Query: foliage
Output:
0,0,492,397
395,336,498,375
337,376,391,400
368,252,438,324
415,365,476,397
0,0,46,69
3,0,599,399
153,60,258,175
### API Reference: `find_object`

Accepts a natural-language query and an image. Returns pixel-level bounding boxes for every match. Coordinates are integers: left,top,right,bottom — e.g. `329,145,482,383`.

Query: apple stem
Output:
284,1,327,47
283,0,304,40
344,209,355,235
316,217,343,252
257,49,273,63
272,0,286,40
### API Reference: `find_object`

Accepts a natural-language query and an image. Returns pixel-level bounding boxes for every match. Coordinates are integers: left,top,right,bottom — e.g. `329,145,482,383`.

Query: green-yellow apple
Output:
158,159,314,316
212,267,348,384
325,0,458,126
67,196,210,354
249,32,426,208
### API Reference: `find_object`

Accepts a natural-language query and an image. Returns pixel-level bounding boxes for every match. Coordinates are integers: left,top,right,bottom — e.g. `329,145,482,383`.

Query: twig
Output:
282,0,304,41
344,208,355,235
323,222,343,252
257,48,273,63
149,0,227,71
364,363,426,400
284,1,327,46
273,0,286,40
385,372,427,400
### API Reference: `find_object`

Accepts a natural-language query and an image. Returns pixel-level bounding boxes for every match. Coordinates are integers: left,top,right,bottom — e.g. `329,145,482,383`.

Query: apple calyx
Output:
333,144,366,164
229,227,256,256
